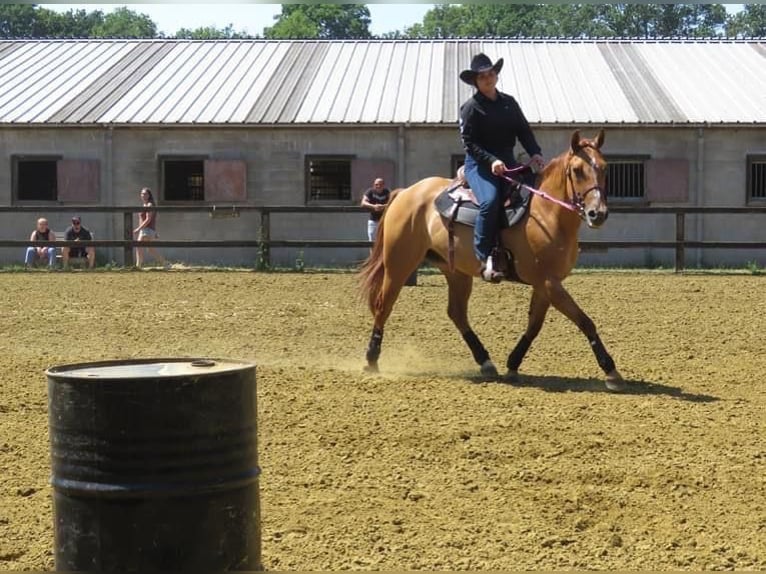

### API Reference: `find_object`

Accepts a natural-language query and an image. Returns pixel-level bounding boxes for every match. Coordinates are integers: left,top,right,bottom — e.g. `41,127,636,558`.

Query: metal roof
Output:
0,38,764,126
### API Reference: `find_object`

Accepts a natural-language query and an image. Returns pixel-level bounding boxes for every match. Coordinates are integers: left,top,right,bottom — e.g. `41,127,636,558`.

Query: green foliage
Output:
264,4,371,39
726,4,766,37
745,260,762,275
91,7,156,38
402,3,731,39
174,24,252,40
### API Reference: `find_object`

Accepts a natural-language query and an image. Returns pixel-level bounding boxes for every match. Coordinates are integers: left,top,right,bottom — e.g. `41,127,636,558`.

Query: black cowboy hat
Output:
459,53,504,85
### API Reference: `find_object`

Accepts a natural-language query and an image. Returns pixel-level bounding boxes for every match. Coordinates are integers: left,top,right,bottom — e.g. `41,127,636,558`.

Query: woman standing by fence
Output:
133,187,168,269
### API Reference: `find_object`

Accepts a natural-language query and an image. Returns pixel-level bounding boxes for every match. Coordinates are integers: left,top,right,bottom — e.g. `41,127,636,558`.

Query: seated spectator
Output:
24,217,56,269
63,215,95,269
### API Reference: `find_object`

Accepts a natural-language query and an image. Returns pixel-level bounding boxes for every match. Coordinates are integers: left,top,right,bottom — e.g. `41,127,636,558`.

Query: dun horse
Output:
359,130,625,391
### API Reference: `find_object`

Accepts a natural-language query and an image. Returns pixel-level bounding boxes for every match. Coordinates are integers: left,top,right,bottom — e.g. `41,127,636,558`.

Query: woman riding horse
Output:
459,53,546,282
359,129,625,392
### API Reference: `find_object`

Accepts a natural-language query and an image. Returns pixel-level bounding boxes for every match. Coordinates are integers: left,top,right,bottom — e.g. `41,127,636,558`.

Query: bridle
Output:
502,148,606,220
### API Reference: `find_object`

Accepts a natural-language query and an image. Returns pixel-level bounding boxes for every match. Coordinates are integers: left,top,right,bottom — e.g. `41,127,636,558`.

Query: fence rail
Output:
1,205,765,271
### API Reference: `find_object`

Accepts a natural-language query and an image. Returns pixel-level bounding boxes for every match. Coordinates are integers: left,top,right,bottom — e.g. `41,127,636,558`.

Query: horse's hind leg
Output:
444,270,498,378
505,287,550,382
543,278,625,391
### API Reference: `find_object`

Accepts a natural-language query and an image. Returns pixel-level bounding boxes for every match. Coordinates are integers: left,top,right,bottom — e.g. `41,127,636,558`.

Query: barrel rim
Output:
46,357,255,380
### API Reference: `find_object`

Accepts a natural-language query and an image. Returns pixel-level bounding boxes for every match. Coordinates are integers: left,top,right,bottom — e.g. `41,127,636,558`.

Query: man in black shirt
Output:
459,53,545,282
63,215,95,269
360,177,391,243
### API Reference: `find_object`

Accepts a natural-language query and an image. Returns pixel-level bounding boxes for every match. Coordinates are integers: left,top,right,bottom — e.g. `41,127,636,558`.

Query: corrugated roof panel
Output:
193,42,268,123
311,42,357,123
0,39,764,126
181,42,249,122
157,43,237,124
425,41,446,124
270,42,330,123
99,42,190,123
377,42,407,122
326,43,369,123
358,41,394,123
0,42,82,119
640,42,766,123
16,42,136,123
225,42,289,123
393,41,424,123
132,42,212,123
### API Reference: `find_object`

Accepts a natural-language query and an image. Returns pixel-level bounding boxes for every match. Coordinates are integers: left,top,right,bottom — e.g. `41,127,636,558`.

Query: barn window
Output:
605,156,647,201
162,158,206,202
451,154,465,178
306,156,352,202
13,156,60,201
747,155,766,202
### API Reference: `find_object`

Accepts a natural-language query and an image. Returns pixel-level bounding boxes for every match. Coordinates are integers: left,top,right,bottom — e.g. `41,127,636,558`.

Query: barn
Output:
0,37,764,268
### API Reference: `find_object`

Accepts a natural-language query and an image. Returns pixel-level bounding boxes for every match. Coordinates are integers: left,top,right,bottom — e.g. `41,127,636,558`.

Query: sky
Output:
40,4,435,36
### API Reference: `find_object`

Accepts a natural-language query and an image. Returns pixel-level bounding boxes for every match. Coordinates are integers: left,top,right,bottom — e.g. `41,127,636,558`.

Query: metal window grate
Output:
749,159,766,200
308,159,351,201
606,160,645,199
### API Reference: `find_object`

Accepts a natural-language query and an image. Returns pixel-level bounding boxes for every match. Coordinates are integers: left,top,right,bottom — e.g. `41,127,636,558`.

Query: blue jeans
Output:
25,246,56,267
464,155,503,262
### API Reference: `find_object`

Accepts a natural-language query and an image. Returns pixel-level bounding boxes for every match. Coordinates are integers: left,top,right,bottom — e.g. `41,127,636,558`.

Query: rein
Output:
502,158,604,219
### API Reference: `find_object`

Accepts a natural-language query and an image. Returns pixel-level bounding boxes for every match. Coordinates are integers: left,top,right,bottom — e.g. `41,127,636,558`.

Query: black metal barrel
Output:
46,358,261,572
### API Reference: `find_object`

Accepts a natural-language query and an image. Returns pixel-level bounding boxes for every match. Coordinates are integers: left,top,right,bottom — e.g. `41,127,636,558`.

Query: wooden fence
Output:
1,205,765,271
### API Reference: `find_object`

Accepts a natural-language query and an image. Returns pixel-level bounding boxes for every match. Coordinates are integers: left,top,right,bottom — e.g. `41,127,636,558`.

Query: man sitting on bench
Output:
63,215,95,269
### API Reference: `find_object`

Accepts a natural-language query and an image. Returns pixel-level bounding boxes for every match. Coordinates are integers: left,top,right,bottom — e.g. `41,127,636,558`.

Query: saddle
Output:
434,166,532,282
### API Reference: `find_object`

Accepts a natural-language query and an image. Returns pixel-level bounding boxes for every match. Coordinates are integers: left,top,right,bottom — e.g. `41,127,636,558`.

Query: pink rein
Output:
501,164,580,214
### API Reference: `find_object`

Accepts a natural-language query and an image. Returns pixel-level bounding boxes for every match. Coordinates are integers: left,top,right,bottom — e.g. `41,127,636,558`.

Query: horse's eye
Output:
574,166,585,179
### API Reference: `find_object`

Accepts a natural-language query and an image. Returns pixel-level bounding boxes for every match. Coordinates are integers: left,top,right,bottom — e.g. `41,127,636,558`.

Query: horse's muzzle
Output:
586,208,608,228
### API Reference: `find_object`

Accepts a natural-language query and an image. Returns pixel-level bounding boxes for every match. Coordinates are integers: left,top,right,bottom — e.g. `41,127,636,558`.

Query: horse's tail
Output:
358,188,402,314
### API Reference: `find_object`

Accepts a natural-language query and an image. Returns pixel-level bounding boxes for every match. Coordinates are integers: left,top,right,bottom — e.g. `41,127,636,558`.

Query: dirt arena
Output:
1,270,764,570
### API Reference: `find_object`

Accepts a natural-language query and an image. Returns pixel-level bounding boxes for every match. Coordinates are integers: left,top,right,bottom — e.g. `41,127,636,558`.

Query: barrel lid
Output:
46,358,254,379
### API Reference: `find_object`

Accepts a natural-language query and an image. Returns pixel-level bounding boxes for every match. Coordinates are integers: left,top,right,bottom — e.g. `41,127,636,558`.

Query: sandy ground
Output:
0,270,764,570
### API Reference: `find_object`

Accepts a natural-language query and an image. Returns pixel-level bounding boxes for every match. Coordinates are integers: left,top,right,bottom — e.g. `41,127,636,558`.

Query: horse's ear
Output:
570,130,582,152
594,129,605,149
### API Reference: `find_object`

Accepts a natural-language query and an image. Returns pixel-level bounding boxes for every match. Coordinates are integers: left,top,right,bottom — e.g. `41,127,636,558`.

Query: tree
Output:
174,24,252,40
91,7,156,38
264,4,371,39
726,4,766,37
402,3,729,39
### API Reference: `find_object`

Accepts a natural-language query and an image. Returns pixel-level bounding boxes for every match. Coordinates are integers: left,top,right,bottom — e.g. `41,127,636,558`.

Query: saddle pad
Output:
434,184,531,228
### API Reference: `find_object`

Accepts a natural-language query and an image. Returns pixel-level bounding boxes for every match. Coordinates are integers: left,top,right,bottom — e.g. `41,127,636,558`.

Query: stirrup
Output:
480,256,503,283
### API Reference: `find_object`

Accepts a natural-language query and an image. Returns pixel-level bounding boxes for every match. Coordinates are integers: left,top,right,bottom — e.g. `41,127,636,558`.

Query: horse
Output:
358,129,625,392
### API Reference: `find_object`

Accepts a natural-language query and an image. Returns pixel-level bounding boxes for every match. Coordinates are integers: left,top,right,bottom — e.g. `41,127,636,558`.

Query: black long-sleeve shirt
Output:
459,91,542,167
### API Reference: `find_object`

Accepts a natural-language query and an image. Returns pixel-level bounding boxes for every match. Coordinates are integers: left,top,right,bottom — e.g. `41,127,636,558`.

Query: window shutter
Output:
646,159,689,203
204,160,247,202
351,159,396,202
57,160,100,202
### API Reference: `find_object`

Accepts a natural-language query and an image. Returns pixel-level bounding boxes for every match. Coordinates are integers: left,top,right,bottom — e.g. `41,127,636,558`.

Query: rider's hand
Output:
530,154,546,173
491,159,507,176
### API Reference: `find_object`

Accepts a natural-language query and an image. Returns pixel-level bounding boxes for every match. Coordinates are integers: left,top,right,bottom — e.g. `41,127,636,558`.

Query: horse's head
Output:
567,129,608,228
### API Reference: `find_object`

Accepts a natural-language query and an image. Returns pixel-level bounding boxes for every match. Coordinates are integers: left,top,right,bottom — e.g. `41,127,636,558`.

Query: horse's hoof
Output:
363,363,379,374
480,360,499,379
605,369,626,392
503,370,520,384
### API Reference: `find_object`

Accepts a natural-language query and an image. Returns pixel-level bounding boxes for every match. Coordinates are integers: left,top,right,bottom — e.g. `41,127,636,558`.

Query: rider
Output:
459,53,546,282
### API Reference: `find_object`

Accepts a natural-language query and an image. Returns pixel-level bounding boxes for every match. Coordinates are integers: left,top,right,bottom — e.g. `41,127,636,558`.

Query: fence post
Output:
675,212,685,272
124,211,133,267
258,210,270,269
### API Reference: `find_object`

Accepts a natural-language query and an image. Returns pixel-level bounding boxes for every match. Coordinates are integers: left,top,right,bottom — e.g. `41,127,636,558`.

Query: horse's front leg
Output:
543,278,625,391
505,287,550,382
444,271,498,378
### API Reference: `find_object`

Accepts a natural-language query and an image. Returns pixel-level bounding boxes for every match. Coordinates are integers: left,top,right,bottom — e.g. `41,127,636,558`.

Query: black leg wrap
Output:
462,329,490,365
507,334,532,371
589,336,616,374
366,327,383,363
